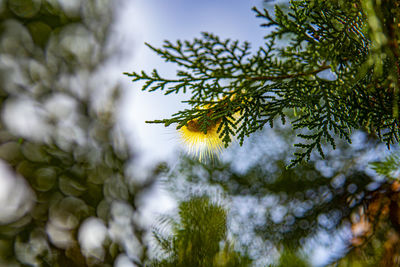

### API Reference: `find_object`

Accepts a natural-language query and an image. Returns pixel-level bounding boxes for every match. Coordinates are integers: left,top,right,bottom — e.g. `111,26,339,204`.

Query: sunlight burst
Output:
179,118,224,162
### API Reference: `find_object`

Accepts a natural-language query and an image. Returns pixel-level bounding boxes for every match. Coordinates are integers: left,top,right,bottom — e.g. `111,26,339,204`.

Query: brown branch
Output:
247,64,331,81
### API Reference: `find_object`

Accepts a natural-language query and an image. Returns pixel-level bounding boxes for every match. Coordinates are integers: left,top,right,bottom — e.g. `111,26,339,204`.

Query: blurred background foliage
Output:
159,120,400,266
0,0,159,266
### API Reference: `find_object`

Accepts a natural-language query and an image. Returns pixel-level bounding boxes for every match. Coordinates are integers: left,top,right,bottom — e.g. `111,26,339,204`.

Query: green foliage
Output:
125,0,400,166
149,196,251,267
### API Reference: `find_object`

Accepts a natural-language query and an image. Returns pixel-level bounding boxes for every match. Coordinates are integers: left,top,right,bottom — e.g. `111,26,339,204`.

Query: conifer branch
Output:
125,0,400,166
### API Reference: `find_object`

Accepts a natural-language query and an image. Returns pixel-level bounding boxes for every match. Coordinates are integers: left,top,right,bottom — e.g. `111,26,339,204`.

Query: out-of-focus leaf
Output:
27,21,52,48
8,0,41,18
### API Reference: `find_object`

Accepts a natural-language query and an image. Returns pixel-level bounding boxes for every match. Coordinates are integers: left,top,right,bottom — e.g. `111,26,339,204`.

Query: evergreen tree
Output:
125,0,400,166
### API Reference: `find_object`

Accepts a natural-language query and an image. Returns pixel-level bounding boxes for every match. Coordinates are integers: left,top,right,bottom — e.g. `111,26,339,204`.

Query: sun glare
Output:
179,118,224,162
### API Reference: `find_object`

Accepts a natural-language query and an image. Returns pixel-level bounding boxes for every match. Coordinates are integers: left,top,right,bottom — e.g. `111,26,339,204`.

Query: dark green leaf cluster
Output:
125,0,400,166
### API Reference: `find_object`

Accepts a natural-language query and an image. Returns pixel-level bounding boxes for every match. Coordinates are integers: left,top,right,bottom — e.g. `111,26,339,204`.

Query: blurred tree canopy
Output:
0,0,158,266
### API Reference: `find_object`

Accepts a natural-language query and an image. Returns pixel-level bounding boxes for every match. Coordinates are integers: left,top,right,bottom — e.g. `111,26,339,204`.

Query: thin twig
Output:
247,64,330,81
